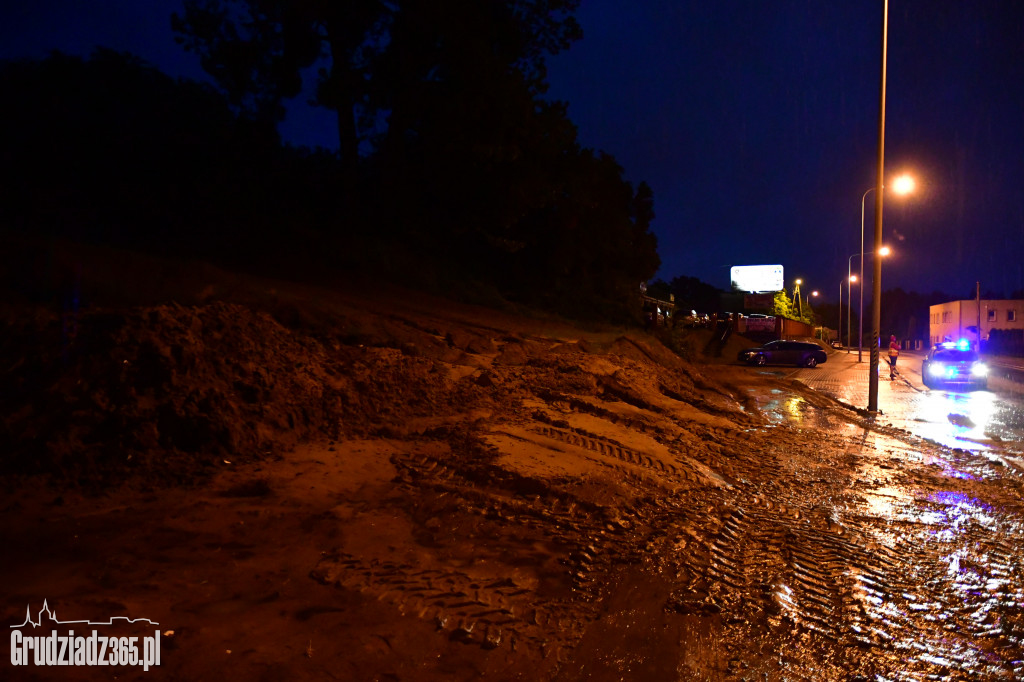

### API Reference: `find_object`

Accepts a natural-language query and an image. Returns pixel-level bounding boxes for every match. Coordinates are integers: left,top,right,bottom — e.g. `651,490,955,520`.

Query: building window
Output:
943,311,951,323
1009,310,1017,322
988,309,997,321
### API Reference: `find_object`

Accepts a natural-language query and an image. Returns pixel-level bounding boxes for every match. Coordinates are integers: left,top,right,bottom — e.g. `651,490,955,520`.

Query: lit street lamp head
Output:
879,246,891,256
891,174,915,195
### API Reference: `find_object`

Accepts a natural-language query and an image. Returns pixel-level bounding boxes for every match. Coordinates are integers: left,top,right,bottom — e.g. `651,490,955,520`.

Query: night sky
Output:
4,1,1024,301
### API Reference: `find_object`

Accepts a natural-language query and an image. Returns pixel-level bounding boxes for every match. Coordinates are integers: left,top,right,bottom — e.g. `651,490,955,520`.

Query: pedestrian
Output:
888,334,900,379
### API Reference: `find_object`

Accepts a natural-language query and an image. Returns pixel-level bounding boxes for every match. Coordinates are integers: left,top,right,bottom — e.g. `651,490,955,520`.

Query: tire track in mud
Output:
838,494,1024,680
311,551,575,656
649,479,1024,678
663,496,875,634
653,416,1024,679
312,436,670,664
526,424,729,489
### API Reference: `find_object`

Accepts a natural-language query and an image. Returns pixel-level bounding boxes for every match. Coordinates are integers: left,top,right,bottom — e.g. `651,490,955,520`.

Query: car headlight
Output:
971,362,988,377
928,362,945,377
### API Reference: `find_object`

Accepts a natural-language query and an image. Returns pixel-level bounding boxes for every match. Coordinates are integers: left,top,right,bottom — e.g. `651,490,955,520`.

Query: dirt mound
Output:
0,298,488,486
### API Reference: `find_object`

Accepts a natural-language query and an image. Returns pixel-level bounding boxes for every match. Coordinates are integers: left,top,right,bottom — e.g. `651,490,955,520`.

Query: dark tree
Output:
172,0,388,169
172,0,581,176
669,276,724,315
5,3,662,325
0,50,343,277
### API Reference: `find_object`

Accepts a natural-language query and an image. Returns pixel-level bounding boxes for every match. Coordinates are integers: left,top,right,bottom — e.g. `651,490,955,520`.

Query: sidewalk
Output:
794,348,923,418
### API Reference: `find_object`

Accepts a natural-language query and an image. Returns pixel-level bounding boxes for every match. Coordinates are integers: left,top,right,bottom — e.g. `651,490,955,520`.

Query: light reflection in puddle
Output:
909,387,1011,450
913,390,1001,451
854,485,1024,678
745,387,788,423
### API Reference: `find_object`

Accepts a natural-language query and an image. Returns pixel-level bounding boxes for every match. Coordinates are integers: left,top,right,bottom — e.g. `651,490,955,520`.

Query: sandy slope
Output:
5,243,1024,680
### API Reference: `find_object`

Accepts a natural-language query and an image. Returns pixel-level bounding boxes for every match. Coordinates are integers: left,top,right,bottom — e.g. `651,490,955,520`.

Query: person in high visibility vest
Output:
887,335,900,379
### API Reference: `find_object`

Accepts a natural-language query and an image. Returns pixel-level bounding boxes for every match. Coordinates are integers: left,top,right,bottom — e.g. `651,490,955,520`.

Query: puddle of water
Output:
910,390,1024,459
911,391,998,450
744,387,789,423
853,475,1024,677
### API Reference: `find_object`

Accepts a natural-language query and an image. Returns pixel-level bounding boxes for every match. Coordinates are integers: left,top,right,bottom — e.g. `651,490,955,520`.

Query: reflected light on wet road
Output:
913,390,1000,451
853,477,1024,678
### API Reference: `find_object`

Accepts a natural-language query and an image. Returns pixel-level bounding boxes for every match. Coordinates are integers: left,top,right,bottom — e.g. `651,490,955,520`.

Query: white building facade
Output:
928,299,1024,347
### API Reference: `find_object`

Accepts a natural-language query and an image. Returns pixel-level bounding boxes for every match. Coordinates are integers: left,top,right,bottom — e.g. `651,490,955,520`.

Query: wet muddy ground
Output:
4,260,1024,680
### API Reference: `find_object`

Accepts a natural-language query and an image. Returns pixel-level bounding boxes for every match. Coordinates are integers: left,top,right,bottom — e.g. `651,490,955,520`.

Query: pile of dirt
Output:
0,297,491,486
1,235,753,490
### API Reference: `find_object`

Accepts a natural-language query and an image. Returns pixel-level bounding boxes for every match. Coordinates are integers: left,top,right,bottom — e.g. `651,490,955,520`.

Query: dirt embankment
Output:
0,237,757,490
2,241,905,680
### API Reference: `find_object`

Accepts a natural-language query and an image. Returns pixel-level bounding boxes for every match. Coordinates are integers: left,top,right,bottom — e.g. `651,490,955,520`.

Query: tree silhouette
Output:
0,50,342,275
172,0,581,175
172,0,387,170
667,276,723,315
3,4,662,324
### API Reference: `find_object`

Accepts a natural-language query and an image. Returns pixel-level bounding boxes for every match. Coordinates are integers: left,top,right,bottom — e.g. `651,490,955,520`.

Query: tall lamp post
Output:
842,270,858,350
866,0,914,412
858,188,874,363
838,280,844,348
849,274,858,349
849,247,892,359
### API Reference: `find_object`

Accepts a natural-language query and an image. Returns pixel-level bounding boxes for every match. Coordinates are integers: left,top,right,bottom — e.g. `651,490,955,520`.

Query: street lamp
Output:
850,247,891,361
842,272,858,350
859,181,912,363
865,2,924,411
867,0,891,414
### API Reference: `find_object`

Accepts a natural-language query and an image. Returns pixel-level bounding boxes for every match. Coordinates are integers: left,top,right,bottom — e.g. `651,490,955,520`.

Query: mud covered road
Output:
3,254,1024,680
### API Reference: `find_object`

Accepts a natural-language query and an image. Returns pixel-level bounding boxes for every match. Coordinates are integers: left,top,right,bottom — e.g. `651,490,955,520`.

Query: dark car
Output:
738,340,828,368
922,341,988,390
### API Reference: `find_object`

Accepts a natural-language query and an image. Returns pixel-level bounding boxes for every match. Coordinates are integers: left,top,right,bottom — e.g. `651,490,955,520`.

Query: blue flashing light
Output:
957,338,971,350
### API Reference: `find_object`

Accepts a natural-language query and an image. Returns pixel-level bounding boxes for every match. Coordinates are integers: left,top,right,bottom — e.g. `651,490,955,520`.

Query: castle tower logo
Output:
9,600,161,670
11,599,160,629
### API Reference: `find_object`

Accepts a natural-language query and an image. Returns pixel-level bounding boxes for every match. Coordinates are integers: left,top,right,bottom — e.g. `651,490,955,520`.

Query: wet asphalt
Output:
791,349,1024,459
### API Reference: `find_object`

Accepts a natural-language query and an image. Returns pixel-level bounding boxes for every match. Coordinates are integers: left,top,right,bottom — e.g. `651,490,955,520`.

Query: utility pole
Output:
977,281,982,350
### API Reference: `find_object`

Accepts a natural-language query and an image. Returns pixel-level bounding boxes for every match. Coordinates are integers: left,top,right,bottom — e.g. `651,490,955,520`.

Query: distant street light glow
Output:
879,246,891,256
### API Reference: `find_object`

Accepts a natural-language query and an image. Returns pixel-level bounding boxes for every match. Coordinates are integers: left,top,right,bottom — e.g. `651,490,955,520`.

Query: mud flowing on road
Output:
654,414,1024,680
307,332,1024,678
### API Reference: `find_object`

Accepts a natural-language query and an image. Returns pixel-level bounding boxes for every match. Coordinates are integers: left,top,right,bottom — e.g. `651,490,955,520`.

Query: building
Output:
929,299,1024,349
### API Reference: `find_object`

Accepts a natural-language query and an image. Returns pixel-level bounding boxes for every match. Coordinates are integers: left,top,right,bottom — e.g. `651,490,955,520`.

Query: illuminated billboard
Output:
730,265,784,293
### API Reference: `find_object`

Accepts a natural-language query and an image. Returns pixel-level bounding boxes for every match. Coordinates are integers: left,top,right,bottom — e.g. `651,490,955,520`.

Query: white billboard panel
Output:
730,265,784,293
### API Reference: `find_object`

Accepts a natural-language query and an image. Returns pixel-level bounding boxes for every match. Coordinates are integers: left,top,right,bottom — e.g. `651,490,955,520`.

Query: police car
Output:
921,339,988,390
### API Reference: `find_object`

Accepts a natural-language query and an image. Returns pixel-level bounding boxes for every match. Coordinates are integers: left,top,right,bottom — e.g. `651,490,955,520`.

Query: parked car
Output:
922,340,988,390
738,340,828,368
682,310,709,328
830,340,843,349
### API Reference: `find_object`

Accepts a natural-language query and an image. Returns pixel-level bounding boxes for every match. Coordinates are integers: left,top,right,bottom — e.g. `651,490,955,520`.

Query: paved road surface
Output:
788,349,1024,459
